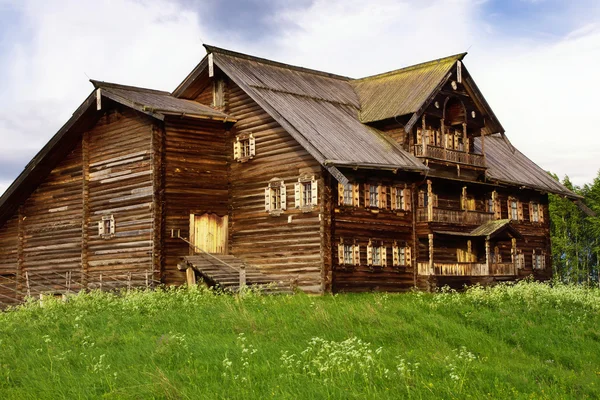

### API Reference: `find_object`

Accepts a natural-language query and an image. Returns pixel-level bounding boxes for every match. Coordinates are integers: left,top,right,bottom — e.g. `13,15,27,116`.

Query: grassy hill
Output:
0,281,599,399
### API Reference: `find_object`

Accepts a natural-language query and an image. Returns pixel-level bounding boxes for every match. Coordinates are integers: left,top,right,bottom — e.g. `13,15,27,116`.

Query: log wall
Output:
331,171,416,292
226,81,323,293
162,118,229,285
86,109,156,281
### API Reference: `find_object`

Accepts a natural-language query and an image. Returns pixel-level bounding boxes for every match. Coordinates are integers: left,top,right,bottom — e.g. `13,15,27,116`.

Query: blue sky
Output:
0,0,599,196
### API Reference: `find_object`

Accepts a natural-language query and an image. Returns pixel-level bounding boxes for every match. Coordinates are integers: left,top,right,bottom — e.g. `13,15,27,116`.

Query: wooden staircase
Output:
178,253,293,294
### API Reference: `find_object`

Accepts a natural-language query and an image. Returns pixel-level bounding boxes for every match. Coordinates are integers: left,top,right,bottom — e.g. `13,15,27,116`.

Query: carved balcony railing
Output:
417,207,495,225
418,262,516,277
414,144,485,168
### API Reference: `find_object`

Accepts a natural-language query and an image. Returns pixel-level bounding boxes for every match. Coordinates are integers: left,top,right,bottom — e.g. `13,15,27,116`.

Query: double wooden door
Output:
189,213,228,254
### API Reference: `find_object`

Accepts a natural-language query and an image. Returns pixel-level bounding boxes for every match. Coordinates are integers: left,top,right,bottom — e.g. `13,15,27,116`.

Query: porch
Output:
414,144,485,168
418,219,521,277
417,207,494,224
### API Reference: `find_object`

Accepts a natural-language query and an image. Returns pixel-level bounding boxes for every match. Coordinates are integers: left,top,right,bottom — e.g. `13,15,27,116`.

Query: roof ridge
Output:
352,52,467,83
203,44,352,81
90,79,170,95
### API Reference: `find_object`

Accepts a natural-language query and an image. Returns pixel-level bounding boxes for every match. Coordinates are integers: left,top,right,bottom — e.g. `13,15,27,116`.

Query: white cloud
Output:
0,0,598,199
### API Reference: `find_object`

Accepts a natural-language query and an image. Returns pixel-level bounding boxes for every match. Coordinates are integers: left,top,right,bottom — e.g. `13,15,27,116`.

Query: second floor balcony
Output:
417,207,495,225
414,144,485,168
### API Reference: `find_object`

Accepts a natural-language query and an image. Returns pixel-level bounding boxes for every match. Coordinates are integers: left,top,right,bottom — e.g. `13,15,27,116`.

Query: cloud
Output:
0,0,598,200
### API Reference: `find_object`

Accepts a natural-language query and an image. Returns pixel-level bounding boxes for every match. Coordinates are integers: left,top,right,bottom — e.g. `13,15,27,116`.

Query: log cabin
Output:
0,44,578,304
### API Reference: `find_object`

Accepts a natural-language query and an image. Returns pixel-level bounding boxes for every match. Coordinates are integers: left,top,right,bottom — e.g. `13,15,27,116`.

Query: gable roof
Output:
475,134,578,198
351,53,466,123
0,81,235,225
91,80,236,122
205,45,428,174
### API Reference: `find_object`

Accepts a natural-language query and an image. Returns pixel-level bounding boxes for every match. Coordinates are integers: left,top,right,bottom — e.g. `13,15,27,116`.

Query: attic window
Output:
451,81,458,90
98,215,115,239
233,134,255,162
471,111,476,118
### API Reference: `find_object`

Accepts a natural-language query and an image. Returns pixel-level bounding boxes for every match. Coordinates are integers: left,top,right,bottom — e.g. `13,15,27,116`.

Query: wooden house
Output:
0,45,578,303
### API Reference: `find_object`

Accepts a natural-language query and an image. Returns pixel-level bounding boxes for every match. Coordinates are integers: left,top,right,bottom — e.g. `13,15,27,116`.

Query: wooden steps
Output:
179,254,293,294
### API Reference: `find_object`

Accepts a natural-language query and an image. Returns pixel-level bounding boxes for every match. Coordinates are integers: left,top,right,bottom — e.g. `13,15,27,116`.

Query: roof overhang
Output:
434,219,522,240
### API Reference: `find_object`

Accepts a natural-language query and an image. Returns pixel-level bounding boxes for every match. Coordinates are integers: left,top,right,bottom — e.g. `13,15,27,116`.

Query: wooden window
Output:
338,239,360,266
530,202,541,222
367,240,386,267
487,198,494,213
98,215,115,239
338,182,356,206
265,180,286,214
392,242,411,266
295,176,318,210
391,186,410,211
369,185,379,207
509,199,518,221
533,250,546,270
516,252,525,269
233,134,255,162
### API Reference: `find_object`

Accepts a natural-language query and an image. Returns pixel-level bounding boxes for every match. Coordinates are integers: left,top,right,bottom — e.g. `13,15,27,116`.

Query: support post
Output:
427,180,433,222
485,238,491,275
239,265,247,288
421,114,427,156
428,233,434,275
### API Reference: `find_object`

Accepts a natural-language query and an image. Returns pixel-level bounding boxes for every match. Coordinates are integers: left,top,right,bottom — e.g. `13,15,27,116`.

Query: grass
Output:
0,281,599,399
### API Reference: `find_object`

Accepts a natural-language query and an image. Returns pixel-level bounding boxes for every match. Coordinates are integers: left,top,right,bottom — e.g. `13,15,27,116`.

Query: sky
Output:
0,0,599,197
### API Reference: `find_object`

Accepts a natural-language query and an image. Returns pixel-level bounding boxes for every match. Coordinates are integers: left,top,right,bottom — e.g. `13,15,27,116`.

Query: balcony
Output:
417,262,516,277
417,207,495,225
414,144,485,168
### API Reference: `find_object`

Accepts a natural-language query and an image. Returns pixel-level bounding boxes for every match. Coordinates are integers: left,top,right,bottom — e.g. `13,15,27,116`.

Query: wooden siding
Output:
162,118,229,285
21,143,83,293
332,172,416,292
227,81,323,293
0,216,19,304
86,109,156,281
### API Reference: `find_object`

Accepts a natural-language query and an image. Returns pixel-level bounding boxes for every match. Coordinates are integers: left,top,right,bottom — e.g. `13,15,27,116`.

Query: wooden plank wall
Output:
226,81,323,293
86,108,155,282
0,216,19,305
332,171,416,292
162,118,229,285
21,143,83,293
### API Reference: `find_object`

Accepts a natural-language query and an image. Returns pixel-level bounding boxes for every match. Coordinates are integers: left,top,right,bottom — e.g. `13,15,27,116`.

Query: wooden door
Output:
189,213,228,254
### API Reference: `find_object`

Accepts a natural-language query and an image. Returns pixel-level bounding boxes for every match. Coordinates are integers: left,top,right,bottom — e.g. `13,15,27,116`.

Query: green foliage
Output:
1,283,600,399
549,170,600,285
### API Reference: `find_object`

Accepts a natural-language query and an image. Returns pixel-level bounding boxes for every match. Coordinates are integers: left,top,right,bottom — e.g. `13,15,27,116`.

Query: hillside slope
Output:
1,282,599,399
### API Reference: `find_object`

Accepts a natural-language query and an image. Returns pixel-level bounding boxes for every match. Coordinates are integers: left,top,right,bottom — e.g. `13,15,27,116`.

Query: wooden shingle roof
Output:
351,53,466,123
210,47,428,173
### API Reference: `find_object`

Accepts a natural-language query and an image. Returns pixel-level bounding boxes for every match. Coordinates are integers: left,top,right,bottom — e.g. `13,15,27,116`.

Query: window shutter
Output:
380,186,388,209
539,205,545,223
507,199,511,218
493,191,501,219
405,246,412,266
381,245,387,267
367,240,373,265
404,188,411,211
109,217,115,234
294,182,301,208
338,182,344,206
233,138,241,161
98,221,105,236
391,187,397,210
364,184,370,207
311,178,318,206
265,187,271,212
433,194,439,208
352,183,360,207
280,182,287,210
353,244,360,265
249,134,256,157
542,251,546,269
392,243,399,266
418,190,424,208
517,201,524,221
529,202,533,222
338,243,344,265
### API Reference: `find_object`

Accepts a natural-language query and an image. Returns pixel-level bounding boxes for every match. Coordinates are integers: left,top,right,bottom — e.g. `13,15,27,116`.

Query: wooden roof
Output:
351,53,466,123
436,219,522,239
91,80,236,121
475,134,578,198
210,47,428,173
0,82,235,226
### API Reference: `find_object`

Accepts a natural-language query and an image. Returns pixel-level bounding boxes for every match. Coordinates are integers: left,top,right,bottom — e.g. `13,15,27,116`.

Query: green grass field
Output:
1,281,599,399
